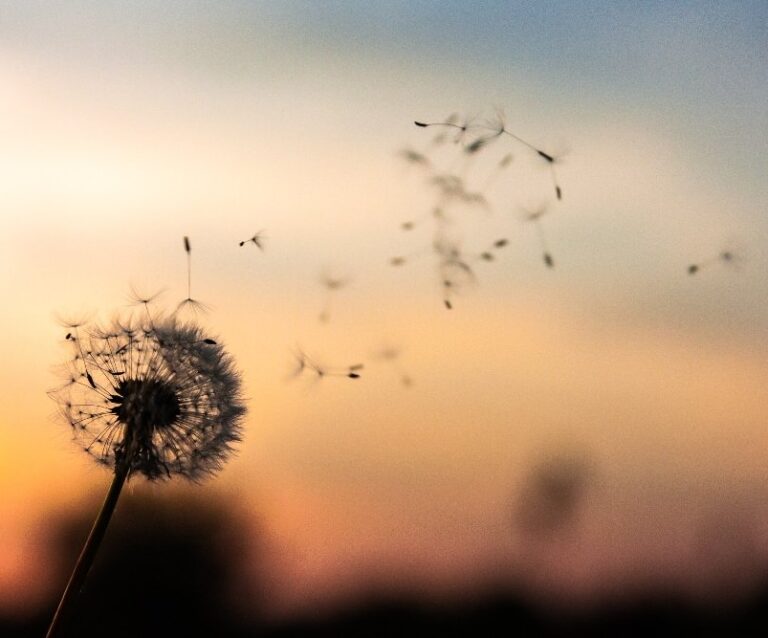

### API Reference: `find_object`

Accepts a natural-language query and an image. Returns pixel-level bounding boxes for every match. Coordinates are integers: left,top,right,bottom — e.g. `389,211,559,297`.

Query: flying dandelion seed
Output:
430,174,488,208
238,230,266,250
462,110,508,155
127,285,165,308
46,308,246,637
482,109,565,201
481,153,514,191
398,109,563,308
288,347,363,381
434,236,477,310
397,148,431,167
475,237,510,263
400,207,447,233
388,243,435,268
398,115,460,169
687,247,744,275
415,110,566,201
464,135,493,155
317,269,349,323
372,343,413,387
392,219,487,309
127,285,166,323
414,113,476,145
520,206,556,269
433,112,459,144
176,236,209,316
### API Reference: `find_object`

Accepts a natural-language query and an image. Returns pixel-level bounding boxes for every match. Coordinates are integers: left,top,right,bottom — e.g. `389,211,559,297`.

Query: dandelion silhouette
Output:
46,306,246,637
288,347,363,381
687,249,743,275
520,206,556,269
239,230,266,250
175,236,210,316
317,269,349,323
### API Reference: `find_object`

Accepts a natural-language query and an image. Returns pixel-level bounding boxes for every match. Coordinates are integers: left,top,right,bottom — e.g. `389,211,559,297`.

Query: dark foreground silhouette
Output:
3,492,768,637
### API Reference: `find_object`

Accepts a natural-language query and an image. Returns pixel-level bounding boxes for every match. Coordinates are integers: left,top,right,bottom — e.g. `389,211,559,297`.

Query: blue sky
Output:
3,2,765,183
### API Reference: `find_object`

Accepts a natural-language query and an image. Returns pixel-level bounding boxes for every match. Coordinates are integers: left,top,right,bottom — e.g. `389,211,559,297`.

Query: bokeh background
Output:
2,1,768,634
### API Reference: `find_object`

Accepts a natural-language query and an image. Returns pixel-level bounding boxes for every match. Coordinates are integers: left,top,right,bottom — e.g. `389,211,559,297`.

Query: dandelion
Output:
520,206,556,269
372,343,413,387
475,238,509,263
687,246,744,275
397,148,431,167
414,112,475,145
482,153,514,191
288,347,363,381
400,207,446,233
478,109,565,201
127,285,165,308
390,229,500,309
415,110,566,200
239,230,266,250
388,248,429,268
176,236,210,316
46,311,246,637
317,269,350,323
433,235,476,309
430,174,488,208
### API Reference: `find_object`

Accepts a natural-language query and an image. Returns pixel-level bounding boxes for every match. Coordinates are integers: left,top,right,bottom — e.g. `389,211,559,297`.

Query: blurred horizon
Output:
2,0,768,629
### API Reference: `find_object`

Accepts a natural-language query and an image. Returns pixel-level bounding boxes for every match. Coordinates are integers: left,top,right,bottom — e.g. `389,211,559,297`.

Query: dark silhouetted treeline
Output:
4,492,768,637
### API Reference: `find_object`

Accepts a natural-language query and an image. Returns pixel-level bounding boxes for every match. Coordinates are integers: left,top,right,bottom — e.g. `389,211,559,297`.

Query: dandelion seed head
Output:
51,315,246,481
127,285,165,307
175,297,212,316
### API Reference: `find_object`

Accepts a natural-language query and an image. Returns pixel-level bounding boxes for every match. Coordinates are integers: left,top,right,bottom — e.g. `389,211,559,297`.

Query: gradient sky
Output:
1,0,768,618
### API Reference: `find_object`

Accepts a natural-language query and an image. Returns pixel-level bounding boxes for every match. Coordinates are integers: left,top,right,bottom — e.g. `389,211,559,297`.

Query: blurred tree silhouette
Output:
45,489,260,638
4,486,768,636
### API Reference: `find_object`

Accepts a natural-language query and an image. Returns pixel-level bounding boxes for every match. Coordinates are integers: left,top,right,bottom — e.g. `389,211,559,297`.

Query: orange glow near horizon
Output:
2,2,768,622
4,296,768,615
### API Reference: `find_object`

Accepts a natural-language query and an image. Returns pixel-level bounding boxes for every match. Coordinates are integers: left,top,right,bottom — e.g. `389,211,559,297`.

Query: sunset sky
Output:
2,1,768,620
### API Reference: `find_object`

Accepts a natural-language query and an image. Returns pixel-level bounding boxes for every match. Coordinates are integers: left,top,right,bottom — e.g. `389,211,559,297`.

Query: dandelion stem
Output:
45,459,131,638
